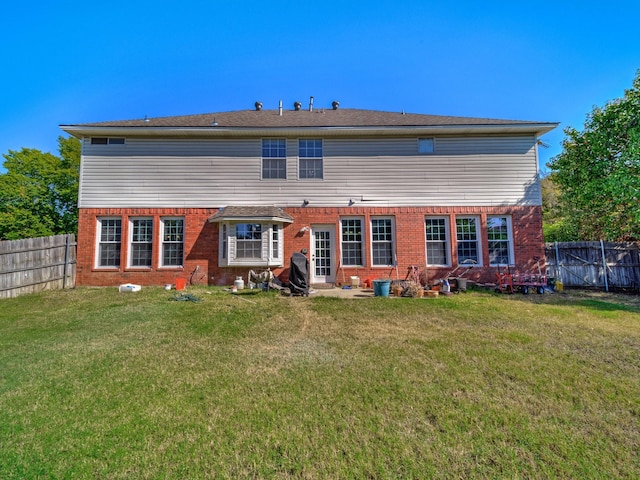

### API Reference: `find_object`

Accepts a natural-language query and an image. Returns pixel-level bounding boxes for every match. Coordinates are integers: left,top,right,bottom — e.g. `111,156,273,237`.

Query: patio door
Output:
310,225,335,284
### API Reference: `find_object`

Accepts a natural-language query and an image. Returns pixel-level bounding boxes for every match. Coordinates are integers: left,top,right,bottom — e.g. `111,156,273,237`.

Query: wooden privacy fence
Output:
0,234,76,299
544,241,640,291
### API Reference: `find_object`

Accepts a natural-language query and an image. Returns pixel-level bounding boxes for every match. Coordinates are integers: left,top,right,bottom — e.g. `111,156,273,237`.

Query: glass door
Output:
310,226,335,284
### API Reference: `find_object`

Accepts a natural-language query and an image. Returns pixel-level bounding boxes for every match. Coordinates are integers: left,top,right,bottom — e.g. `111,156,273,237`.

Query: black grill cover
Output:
288,252,309,295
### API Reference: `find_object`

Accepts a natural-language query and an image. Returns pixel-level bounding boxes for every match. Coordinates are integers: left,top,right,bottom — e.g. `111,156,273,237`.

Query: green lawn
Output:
1,287,639,478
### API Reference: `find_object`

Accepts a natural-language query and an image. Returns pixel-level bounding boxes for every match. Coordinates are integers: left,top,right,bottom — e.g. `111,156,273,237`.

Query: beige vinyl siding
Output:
78,135,540,208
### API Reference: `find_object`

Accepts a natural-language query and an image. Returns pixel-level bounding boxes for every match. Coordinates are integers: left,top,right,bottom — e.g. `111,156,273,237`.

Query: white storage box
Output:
119,283,141,293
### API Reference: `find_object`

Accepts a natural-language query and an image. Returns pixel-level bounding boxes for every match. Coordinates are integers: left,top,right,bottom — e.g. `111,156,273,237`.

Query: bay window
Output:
218,223,283,267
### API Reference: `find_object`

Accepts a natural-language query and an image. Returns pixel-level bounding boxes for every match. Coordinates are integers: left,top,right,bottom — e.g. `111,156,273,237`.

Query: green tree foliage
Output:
547,70,640,241
541,173,579,242
0,136,80,240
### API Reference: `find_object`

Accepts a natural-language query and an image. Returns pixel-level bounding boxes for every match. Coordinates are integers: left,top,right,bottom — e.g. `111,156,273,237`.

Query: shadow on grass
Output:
494,289,640,314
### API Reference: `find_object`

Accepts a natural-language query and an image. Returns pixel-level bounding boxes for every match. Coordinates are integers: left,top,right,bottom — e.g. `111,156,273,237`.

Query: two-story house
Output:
61,101,557,288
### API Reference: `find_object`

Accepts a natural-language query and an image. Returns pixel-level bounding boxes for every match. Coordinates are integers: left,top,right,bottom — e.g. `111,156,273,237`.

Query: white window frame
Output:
160,217,184,268
95,217,122,269
370,217,395,267
261,138,287,180
418,137,435,154
487,215,515,267
235,223,263,259
455,216,483,266
340,217,365,267
425,217,450,267
298,138,323,180
455,215,482,266
128,217,153,268
218,222,283,267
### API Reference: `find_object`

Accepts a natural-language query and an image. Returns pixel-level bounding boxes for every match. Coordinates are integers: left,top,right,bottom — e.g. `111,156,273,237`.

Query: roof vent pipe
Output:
294,101,302,111
255,101,262,111
332,100,340,110
309,96,314,112
279,100,283,116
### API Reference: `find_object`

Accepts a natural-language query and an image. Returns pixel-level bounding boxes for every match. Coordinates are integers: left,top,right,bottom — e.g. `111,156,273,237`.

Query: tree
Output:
0,136,80,240
541,173,579,242
547,70,640,241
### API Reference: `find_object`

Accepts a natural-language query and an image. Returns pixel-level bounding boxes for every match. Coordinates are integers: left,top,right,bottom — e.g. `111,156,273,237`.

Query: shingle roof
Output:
208,206,294,223
77,108,544,129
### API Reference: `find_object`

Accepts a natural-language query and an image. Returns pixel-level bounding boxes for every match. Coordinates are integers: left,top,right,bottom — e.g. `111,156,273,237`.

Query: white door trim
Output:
310,225,335,284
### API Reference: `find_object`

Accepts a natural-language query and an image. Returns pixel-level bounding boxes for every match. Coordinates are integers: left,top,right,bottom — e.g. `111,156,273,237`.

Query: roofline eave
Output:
60,123,559,139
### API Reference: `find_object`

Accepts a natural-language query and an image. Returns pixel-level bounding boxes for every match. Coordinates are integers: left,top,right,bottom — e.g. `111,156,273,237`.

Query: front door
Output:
310,225,335,284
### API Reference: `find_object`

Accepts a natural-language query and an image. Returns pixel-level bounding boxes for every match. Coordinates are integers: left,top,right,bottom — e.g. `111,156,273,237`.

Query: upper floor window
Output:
299,139,323,179
456,217,481,265
418,138,435,154
91,137,125,145
487,216,514,266
371,217,395,266
96,217,121,268
161,218,184,267
129,218,153,268
262,139,286,179
341,218,364,267
425,217,450,266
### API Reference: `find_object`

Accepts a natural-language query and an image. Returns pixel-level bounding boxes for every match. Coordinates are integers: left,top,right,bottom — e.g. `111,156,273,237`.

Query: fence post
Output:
554,242,562,284
600,239,609,292
63,234,70,290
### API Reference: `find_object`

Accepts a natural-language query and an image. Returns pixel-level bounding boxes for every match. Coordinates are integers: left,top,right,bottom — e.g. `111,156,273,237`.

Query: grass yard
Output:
0,286,639,479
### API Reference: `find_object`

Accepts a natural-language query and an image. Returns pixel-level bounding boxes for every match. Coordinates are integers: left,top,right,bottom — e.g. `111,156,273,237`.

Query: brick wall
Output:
76,205,544,287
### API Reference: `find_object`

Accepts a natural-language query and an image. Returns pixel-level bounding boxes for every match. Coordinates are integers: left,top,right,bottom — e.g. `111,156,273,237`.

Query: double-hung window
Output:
97,217,121,268
425,217,450,266
298,139,323,179
371,218,395,266
236,224,263,259
129,218,153,268
487,216,513,266
262,139,286,179
456,217,481,265
161,218,184,267
341,218,364,266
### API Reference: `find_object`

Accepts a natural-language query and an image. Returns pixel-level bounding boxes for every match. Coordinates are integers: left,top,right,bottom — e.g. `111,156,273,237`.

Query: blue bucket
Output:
372,279,391,297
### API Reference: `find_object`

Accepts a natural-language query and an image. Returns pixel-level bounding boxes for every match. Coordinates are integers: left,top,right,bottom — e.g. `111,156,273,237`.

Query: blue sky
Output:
1,1,638,173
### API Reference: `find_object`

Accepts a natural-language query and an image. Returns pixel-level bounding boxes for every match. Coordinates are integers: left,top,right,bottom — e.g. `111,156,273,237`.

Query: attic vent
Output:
332,100,340,110
294,101,302,111
255,101,263,111
91,137,125,145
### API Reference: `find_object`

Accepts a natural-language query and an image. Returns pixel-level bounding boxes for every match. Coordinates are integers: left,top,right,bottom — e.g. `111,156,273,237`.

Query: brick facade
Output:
77,206,544,287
